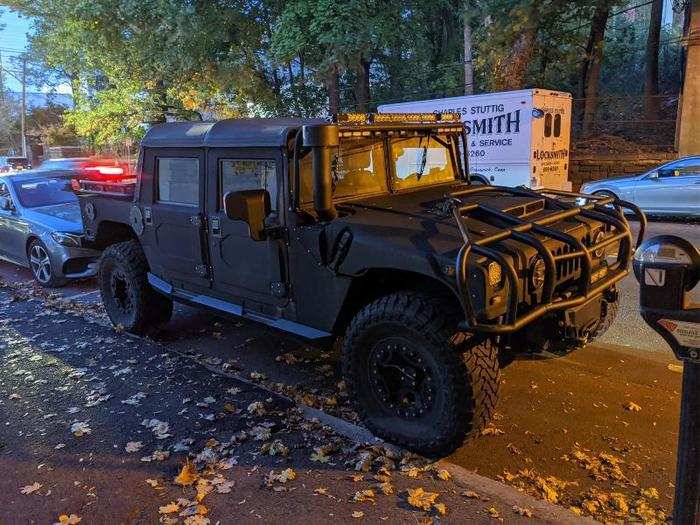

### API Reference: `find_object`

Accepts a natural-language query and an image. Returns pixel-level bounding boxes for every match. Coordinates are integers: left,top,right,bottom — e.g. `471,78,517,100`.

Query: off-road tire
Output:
588,297,619,342
99,240,173,334
342,292,500,456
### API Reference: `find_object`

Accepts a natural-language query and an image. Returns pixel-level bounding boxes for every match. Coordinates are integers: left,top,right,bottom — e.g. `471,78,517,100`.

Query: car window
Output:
658,158,700,178
157,157,200,206
544,113,552,137
12,177,77,208
219,159,277,210
553,114,561,137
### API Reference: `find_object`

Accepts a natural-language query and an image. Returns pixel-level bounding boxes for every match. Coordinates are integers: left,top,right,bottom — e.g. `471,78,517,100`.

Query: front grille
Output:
552,233,593,282
62,257,95,276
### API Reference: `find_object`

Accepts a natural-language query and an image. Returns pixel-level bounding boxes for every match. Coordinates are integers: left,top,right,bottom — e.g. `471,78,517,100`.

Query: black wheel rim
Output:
110,270,133,315
368,338,436,419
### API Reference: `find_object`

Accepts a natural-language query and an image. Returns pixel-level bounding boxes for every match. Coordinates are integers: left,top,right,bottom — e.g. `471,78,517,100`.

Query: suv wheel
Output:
28,239,65,288
588,295,619,343
99,240,173,333
342,292,500,456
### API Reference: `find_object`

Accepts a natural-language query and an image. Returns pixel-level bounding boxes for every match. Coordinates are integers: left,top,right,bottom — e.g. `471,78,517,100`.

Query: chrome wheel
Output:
29,243,52,284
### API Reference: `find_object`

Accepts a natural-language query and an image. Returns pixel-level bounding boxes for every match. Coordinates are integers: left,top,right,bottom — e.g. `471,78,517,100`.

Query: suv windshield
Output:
12,176,77,208
300,132,459,203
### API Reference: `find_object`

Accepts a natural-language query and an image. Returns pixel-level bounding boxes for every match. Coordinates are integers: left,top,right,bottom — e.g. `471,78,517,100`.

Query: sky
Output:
0,7,31,92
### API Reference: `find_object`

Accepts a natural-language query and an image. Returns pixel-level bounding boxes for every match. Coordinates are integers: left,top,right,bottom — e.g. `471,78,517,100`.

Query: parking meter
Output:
634,235,700,525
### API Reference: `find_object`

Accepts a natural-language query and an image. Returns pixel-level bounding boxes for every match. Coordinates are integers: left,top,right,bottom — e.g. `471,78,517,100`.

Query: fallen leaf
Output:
159,502,180,514
352,511,364,518
624,401,642,412
175,461,198,486
436,469,451,481
125,441,143,453
70,421,91,437
463,489,480,499
353,489,375,502
20,482,42,495
54,514,81,525
513,505,533,517
406,487,439,511
488,506,501,518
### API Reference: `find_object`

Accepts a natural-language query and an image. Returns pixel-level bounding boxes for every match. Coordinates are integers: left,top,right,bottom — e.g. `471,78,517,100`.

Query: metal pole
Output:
20,55,27,158
674,361,700,525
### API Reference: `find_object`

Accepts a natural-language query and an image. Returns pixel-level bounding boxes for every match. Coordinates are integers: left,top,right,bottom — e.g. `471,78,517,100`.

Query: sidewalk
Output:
0,280,587,524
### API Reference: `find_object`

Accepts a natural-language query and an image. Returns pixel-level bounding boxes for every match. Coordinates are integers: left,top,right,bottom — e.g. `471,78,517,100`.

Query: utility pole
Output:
20,55,26,158
678,0,700,155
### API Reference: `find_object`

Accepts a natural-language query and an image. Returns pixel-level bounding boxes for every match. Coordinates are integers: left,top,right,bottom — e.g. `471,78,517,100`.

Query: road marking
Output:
63,289,100,301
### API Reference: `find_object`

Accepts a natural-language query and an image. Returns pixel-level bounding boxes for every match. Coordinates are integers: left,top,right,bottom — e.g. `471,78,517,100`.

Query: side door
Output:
634,158,700,214
0,180,29,263
141,148,210,291
206,149,286,309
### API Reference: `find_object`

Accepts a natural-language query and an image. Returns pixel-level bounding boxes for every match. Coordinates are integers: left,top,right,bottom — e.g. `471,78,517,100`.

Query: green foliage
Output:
5,0,686,145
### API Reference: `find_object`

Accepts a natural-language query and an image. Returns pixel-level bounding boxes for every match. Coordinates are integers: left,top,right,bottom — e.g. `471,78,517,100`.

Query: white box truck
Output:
378,89,572,190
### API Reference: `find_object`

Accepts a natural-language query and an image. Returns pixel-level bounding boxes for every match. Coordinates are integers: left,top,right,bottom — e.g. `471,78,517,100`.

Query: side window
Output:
157,157,200,205
553,114,561,137
219,159,277,209
0,182,8,197
544,113,552,137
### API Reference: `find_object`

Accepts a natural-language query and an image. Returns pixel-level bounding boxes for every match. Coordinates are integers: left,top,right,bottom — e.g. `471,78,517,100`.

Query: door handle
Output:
210,216,221,237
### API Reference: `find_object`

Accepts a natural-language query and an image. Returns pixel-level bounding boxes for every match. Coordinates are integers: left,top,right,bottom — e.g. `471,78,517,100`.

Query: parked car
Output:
0,156,31,173
0,172,100,286
579,156,700,217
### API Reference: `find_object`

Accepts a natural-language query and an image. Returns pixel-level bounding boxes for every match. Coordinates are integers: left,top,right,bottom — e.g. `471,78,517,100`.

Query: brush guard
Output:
449,185,646,334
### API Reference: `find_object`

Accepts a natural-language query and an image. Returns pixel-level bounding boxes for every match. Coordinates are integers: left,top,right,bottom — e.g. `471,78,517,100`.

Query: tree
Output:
581,0,613,137
463,2,475,95
644,0,664,120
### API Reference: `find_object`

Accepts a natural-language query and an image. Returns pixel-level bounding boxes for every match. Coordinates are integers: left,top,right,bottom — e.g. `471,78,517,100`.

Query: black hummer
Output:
77,113,645,455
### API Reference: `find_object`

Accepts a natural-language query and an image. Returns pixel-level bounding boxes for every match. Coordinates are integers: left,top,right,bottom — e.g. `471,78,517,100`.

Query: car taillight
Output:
84,165,125,177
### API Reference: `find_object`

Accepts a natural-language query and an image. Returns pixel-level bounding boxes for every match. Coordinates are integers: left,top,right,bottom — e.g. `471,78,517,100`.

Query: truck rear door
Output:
140,147,210,291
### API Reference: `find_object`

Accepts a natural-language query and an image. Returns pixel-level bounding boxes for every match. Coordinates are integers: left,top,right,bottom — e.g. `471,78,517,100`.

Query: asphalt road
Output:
0,283,537,524
0,217,696,522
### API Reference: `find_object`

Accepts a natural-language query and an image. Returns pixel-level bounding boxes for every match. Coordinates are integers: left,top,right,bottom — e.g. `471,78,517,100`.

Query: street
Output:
0,218,695,522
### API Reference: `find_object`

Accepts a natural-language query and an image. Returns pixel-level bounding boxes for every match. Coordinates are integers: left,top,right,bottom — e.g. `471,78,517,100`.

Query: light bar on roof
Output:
336,112,462,125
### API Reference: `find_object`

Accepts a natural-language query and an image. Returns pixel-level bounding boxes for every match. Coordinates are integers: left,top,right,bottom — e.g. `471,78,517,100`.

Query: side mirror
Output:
223,189,271,241
0,196,13,211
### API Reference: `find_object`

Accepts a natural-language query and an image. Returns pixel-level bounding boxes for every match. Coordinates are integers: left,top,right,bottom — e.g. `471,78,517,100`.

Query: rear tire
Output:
99,240,173,333
342,292,500,456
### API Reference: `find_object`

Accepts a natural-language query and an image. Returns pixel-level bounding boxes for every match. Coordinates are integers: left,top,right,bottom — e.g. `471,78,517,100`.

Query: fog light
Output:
530,257,546,290
487,261,502,288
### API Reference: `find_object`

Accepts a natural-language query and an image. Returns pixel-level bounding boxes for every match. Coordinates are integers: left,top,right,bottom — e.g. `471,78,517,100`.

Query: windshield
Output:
389,135,456,190
12,176,77,208
299,132,459,203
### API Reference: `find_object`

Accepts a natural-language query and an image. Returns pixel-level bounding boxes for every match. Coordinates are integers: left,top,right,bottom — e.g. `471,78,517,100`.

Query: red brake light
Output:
84,165,125,177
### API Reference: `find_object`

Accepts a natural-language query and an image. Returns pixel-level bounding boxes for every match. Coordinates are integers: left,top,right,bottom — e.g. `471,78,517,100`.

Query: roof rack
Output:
448,185,646,334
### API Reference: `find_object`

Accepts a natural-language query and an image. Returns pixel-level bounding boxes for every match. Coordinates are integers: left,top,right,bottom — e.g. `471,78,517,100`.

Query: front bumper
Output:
43,236,100,280
449,186,646,335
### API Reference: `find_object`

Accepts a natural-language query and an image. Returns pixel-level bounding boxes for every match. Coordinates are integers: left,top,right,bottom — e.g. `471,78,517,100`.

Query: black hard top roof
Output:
141,118,326,148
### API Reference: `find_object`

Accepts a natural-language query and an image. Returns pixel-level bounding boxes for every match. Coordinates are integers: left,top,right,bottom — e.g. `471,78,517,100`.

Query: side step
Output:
147,273,331,340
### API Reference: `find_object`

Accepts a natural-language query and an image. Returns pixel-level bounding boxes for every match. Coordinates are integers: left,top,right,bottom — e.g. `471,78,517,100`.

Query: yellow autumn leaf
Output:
406,487,439,511
352,511,364,518
434,502,447,515
159,502,180,514
624,401,642,412
174,461,198,486
437,469,451,481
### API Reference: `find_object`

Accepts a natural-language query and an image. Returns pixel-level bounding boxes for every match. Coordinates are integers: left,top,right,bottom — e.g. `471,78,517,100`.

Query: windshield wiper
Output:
417,134,431,181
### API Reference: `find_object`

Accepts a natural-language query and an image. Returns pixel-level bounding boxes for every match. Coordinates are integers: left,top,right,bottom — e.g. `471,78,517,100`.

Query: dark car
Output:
76,114,644,455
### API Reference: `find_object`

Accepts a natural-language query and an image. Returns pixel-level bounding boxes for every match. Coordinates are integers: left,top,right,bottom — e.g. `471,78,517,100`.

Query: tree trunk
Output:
582,1,611,138
496,2,539,91
354,57,371,112
463,6,474,95
325,66,340,116
644,0,663,121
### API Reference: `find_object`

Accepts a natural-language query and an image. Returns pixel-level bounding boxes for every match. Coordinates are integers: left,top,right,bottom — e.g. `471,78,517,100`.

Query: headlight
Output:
530,257,546,290
592,229,607,258
576,197,587,206
487,261,503,288
51,232,81,247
